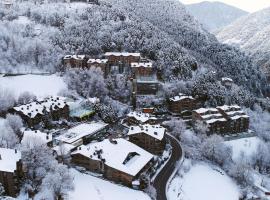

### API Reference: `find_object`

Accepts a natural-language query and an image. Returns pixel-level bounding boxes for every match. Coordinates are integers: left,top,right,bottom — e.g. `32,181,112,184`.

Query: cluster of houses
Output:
63,52,159,95
168,93,250,135
0,97,168,196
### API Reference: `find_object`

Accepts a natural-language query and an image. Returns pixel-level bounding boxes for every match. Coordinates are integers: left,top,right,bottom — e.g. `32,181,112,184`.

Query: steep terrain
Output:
0,0,267,96
186,1,248,31
216,7,270,77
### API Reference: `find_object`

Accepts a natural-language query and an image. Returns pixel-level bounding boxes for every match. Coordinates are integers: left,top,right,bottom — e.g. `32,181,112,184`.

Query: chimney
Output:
46,135,49,140
15,149,17,154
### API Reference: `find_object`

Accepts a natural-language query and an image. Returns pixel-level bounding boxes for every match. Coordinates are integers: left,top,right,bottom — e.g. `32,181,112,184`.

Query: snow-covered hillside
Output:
0,74,67,98
185,1,248,31
216,7,270,74
69,170,150,200
168,161,240,200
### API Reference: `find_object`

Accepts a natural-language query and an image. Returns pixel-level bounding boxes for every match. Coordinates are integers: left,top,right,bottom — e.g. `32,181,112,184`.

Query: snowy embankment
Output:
0,74,67,98
225,136,260,161
69,169,151,200
168,161,239,200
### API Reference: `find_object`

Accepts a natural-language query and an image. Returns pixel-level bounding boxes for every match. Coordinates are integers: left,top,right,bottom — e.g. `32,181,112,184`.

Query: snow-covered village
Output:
1,0,270,200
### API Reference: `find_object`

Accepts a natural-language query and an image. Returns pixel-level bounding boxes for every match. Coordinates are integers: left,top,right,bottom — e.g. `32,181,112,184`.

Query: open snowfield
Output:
69,169,151,200
168,162,239,200
225,137,260,161
0,74,67,98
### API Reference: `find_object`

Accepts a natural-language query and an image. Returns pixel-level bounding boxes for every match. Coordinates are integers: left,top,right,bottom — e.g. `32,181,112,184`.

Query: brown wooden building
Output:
71,138,153,187
0,148,23,197
131,62,153,77
87,59,108,76
105,52,141,66
168,93,197,120
63,55,88,68
217,105,249,133
128,124,166,155
193,105,249,135
192,108,228,135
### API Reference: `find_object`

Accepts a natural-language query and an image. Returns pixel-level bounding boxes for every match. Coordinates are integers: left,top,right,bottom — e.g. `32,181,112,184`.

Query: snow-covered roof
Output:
55,122,108,144
53,143,76,155
221,77,233,82
217,105,249,120
13,96,67,118
0,148,21,173
21,130,52,147
206,118,227,124
104,52,141,57
71,138,153,176
170,93,194,102
217,105,241,111
230,115,249,120
131,62,152,68
64,55,86,60
194,108,219,114
127,111,157,123
128,124,165,141
87,59,108,64
201,113,222,119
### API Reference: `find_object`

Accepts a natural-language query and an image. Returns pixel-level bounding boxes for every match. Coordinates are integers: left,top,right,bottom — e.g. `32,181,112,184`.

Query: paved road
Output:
153,134,183,200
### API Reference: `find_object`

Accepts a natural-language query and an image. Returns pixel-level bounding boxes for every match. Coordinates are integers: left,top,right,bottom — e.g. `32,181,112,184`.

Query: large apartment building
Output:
128,124,166,155
192,105,249,135
71,138,153,187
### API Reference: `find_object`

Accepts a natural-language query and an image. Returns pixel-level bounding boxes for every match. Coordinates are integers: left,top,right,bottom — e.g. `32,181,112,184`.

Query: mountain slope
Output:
185,1,248,31
216,7,270,76
104,0,266,94
0,0,267,96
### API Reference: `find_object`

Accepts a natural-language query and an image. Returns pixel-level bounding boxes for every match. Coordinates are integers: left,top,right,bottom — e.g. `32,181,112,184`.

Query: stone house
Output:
128,124,166,155
0,148,23,197
71,138,153,187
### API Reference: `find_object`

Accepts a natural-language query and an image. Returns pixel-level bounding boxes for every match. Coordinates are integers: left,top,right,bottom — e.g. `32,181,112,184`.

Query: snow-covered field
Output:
168,162,239,200
69,169,151,200
225,137,260,161
0,74,67,98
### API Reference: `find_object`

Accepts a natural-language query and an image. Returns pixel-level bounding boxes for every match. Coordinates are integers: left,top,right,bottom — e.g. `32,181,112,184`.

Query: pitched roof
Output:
169,93,194,102
104,52,140,57
131,62,153,68
127,111,157,123
128,124,165,141
21,130,52,147
13,96,67,118
71,138,153,176
0,148,21,173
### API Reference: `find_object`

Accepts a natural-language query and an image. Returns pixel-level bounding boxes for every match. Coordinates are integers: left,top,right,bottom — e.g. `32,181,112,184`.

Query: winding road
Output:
153,134,183,200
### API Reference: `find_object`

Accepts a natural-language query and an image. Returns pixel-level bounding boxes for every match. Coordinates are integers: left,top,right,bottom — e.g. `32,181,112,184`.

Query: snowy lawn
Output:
0,74,67,98
225,137,260,161
168,161,239,200
68,169,151,200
